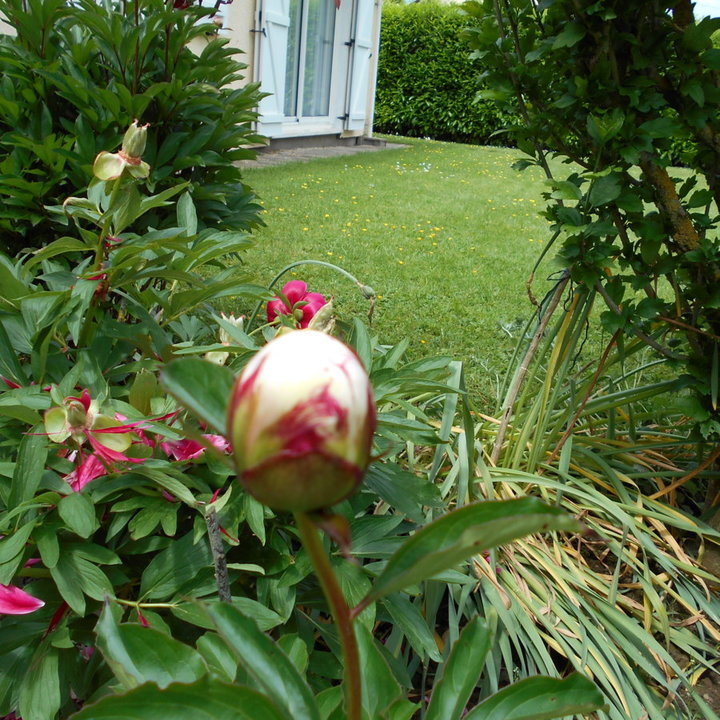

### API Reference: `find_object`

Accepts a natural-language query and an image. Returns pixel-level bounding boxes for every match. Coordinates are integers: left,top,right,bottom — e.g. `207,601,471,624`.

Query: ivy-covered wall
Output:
374,1,515,145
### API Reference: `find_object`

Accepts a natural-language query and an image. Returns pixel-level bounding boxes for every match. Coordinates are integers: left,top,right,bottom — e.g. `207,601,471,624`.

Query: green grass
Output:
238,137,569,404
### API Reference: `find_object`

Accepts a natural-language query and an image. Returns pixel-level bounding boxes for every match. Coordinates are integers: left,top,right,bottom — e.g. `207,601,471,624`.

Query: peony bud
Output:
121,120,149,160
228,330,375,512
92,120,150,181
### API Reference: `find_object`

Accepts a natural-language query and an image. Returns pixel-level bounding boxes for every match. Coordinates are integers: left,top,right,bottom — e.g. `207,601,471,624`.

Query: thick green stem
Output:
77,177,123,348
93,176,123,271
295,511,361,720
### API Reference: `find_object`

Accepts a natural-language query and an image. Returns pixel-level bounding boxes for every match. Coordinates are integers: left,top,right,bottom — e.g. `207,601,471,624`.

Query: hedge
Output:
374,1,516,145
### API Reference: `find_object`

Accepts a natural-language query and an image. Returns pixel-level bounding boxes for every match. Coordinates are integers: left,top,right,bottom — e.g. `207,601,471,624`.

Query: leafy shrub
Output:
0,125,510,720
464,0,720,445
375,1,517,144
0,0,264,255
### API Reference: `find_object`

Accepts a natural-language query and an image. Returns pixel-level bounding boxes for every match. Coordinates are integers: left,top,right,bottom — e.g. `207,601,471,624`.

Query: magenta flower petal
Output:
162,438,205,461
161,434,230,461
267,281,328,328
87,434,145,465
281,280,309,305
65,453,107,492
205,434,230,453
0,584,45,615
267,297,289,323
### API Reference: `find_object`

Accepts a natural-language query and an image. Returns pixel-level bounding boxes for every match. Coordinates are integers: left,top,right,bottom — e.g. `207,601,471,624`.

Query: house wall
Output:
191,1,258,89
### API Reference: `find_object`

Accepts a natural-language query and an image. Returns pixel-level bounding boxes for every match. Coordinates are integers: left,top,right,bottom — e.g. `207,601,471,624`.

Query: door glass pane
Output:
284,0,302,116
302,0,335,117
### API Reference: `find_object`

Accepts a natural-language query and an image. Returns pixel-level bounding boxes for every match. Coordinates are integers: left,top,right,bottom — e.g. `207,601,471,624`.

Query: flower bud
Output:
228,330,375,512
92,121,150,181
121,120,149,160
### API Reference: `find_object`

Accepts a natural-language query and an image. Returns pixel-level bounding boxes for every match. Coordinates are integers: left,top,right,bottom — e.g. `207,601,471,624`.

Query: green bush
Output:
375,1,516,144
0,0,265,254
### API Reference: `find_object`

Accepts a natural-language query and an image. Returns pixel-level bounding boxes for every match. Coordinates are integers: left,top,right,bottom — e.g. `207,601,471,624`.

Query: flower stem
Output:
77,177,124,349
115,599,177,609
93,176,123,271
295,511,361,720
205,507,232,603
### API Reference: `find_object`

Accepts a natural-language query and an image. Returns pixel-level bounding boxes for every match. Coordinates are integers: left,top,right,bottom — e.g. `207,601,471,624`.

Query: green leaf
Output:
276,634,309,676
355,623,404,718
364,498,582,604
552,22,585,48
197,633,238,683
9,424,48,507
177,191,198,236
464,673,606,720
231,597,284,631
96,603,208,690
0,522,35,583
0,318,25,382
425,616,494,720
139,531,212,600
207,602,321,720
701,48,720,69
364,463,443,523
128,370,159,416
50,552,86,615
588,174,621,207
73,553,115,601
58,491,97,538
349,318,373,371
24,237,89,270
546,180,582,201
69,677,287,720
160,358,236,435
382,593,442,662
18,645,61,720
34,523,60,568
639,117,679,139
134,466,197,507
376,413,438,444
0,262,28,308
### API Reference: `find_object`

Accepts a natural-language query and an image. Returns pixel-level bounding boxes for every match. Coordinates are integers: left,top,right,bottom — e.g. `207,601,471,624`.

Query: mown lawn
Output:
238,136,566,405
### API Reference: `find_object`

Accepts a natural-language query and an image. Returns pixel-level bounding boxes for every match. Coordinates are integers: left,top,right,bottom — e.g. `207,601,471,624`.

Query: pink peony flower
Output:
228,330,375,512
0,584,44,615
64,453,108,492
267,281,327,329
161,434,230,461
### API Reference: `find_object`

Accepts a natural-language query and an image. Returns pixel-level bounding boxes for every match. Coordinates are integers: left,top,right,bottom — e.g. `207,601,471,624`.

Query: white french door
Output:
256,0,351,136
